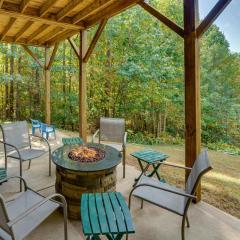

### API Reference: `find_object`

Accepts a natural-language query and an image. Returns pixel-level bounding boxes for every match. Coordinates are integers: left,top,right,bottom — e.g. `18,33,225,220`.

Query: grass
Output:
126,143,240,219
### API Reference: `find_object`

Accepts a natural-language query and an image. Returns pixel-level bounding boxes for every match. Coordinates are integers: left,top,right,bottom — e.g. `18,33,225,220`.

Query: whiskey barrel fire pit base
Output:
55,166,117,220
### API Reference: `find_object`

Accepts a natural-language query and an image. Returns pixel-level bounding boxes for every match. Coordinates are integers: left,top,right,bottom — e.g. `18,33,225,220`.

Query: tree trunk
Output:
5,51,9,119
16,55,22,120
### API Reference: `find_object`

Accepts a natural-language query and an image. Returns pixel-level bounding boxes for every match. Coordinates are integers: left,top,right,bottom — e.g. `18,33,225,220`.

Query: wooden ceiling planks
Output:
0,0,140,47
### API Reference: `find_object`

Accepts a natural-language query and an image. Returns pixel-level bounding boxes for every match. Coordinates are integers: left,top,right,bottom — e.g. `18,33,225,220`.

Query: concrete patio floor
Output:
0,131,240,240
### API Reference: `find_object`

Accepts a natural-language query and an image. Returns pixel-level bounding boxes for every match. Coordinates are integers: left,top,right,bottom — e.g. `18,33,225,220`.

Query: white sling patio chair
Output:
129,149,212,240
92,117,127,178
0,121,51,190
0,176,68,240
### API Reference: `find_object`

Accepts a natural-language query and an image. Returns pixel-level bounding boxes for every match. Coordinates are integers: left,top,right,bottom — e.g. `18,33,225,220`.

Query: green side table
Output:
131,149,169,184
81,192,135,240
62,137,83,145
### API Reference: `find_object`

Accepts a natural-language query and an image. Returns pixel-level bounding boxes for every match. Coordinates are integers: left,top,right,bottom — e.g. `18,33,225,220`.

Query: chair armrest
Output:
123,132,127,146
92,129,99,143
7,192,66,227
132,183,196,199
6,176,28,191
0,140,22,158
159,162,192,171
29,134,51,151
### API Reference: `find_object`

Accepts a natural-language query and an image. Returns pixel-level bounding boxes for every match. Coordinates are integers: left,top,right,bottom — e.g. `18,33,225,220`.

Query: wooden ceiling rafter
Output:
27,24,49,43
56,0,84,21
0,0,4,8
0,17,17,40
84,0,140,28
20,0,31,13
14,20,34,41
72,0,114,24
38,26,64,44
39,0,60,17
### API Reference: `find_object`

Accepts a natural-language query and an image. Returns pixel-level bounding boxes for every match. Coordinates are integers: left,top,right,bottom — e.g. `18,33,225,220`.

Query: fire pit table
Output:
52,143,121,219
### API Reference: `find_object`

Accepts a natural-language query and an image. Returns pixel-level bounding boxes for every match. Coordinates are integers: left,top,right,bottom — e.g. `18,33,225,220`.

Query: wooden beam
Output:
196,0,232,38
68,38,80,58
45,47,51,124
27,24,49,43
38,27,63,44
0,17,17,40
0,0,4,8
83,19,107,62
72,0,114,24
184,0,201,201
139,1,184,38
22,45,44,68
47,29,79,46
57,0,84,21
46,43,59,70
0,8,83,30
85,0,140,28
39,0,59,17
14,21,34,41
20,0,31,13
79,30,87,142
2,36,44,47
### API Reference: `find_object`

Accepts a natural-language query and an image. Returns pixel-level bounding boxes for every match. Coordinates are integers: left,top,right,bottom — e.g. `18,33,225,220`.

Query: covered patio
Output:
0,0,239,239
0,131,239,240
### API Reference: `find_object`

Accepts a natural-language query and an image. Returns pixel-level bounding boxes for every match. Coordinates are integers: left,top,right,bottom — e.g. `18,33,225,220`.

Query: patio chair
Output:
92,117,127,178
0,121,51,190
30,119,41,135
41,123,56,140
0,176,68,240
129,149,212,240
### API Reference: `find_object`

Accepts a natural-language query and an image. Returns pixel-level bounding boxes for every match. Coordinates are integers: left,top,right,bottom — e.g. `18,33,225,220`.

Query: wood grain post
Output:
45,46,51,124
184,0,201,201
79,30,87,142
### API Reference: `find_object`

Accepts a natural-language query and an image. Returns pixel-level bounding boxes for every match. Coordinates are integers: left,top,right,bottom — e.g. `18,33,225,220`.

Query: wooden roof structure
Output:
0,0,233,200
0,0,139,47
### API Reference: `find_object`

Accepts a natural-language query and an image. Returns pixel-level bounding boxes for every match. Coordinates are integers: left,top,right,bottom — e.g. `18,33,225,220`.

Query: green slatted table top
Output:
62,137,83,145
81,192,135,239
130,149,169,164
0,168,7,184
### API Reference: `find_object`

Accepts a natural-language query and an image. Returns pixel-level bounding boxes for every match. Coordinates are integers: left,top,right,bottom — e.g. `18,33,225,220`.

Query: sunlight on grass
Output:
207,172,240,185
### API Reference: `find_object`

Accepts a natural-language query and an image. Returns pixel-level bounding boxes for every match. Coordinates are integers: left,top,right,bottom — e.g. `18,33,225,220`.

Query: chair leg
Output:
49,151,51,176
186,215,190,228
123,148,126,178
28,160,32,169
181,216,186,240
140,199,144,209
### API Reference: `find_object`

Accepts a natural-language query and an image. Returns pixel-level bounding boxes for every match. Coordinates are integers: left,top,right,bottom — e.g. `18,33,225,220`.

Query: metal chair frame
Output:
0,176,68,240
129,150,212,240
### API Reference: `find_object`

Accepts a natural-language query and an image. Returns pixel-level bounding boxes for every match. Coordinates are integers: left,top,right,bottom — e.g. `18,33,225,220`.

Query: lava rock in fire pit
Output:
68,146,105,163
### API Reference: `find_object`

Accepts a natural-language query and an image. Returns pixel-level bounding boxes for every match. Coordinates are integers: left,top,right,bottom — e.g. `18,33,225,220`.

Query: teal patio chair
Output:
30,119,41,135
41,123,56,140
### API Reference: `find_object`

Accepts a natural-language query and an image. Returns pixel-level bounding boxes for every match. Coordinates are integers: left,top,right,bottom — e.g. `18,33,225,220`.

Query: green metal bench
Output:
81,192,135,240
0,168,7,184
62,137,83,145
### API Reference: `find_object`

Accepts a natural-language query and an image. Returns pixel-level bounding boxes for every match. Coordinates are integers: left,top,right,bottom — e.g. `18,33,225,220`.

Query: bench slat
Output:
81,194,92,235
102,193,118,234
109,192,126,233
95,193,109,234
115,192,135,233
89,194,101,234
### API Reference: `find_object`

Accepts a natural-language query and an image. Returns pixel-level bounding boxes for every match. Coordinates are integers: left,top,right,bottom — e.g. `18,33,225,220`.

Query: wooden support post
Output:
45,47,51,124
184,0,201,201
79,30,87,142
